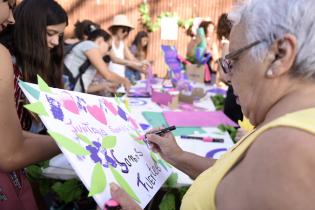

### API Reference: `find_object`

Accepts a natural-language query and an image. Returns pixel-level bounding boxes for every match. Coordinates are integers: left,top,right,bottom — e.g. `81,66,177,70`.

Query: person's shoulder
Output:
237,127,315,209
73,40,98,53
249,126,315,162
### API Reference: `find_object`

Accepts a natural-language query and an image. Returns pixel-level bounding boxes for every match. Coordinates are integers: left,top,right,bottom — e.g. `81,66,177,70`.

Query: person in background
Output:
108,0,315,209
216,13,243,124
186,19,220,84
108,14,149,80
64,19,100,45
125,31,149,83
64,28,131,93
0,0,67,209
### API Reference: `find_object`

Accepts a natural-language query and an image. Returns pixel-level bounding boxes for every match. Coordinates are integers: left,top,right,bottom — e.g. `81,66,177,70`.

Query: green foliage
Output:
218,124,237,142
51,179,84,203
139,3,193,32
159,191,176,210
26,162,85,204
211,94,225,110
159,186,190,210
165,173,178,187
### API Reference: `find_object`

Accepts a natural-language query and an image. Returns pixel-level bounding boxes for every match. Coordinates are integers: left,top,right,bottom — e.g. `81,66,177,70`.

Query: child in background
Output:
125,31,149,83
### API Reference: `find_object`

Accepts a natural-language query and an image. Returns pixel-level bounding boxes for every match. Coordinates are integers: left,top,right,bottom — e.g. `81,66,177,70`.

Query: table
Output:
42,82,235,186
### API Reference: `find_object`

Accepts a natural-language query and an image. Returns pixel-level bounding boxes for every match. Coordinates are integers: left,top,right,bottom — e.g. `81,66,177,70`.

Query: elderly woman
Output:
109,0,315,209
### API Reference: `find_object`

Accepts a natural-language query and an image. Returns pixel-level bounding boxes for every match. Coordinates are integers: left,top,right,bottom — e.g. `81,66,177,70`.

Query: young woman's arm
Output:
84,48,131,91
109,50,145,73
0,44,60,172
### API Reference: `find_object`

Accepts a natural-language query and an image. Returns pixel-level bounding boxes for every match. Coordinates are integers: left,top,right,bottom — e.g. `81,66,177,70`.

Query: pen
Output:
180,135,224,143
153,125,176,136
138,126,177,140
104,199,121,210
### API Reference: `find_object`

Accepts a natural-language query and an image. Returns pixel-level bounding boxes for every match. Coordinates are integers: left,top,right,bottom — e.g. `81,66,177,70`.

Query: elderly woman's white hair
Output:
229,0,315,78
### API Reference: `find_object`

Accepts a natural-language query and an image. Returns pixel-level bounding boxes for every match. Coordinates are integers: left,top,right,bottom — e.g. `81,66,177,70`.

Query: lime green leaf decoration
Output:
48,131,90,156
101,136,117,149
37,75,52,93
77,134,93,145
24,102,49,116
150,152,168,171
19,80,40,100
129,133,145,145
110,166,140,203
158,160,168,171
114,94,121,105
124,98,131,112
88,163,107,197
150,152,158,162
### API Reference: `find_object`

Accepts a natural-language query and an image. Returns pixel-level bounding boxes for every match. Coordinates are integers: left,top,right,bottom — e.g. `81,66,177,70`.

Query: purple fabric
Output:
163,111,238,127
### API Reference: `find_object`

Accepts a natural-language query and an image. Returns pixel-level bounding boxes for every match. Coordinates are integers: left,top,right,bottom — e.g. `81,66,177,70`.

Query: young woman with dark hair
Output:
65,19,101,45
64,28,131,93
125,31,149,82
0,0,68,209
13,0,68,89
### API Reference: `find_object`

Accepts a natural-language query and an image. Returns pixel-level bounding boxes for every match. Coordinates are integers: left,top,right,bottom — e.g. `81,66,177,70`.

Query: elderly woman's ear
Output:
267,34,297,78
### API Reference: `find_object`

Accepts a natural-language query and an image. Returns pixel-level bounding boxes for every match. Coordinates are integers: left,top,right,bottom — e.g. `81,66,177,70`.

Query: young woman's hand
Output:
110,183,142,210
123,79,132,92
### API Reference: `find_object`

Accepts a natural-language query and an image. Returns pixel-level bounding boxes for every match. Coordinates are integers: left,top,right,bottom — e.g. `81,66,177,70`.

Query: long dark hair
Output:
13,0,68,88
87,29,111,42
216,13,232,40
199,20,215,37
74,20,100,40
131,31,148,58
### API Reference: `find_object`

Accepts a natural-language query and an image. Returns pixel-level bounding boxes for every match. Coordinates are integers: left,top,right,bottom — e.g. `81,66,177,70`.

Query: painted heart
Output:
63,99,79,114
103,99,118,115
128,117,138,129
117,106,128,121
87,105,107,125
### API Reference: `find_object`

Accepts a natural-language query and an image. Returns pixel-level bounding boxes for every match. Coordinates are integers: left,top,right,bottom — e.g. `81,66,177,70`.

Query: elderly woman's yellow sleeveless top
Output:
181,108,315,210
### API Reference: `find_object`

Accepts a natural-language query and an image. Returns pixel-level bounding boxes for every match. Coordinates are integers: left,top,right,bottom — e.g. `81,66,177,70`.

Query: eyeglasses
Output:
218,40,265,74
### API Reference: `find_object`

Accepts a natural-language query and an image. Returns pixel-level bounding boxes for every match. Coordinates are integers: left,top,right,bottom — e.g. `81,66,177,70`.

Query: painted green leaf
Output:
110,166,140,203
88,163,107,197
77,134,92,145
129,134,145,145
19,80,40,100
124,98,131,112
101,136,117,149
24,102,49,116
150,152,158,162
114,94,121,105
37,75,52,93
158,159,168,171
48,131,90,156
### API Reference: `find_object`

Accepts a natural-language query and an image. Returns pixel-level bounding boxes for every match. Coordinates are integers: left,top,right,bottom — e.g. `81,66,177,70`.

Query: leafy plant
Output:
211,94,225,110
218,124,237,142
139,3,193,32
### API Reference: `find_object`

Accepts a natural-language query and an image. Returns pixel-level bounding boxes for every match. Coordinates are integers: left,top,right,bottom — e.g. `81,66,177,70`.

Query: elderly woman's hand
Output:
110,183,142,210
146,128,184,165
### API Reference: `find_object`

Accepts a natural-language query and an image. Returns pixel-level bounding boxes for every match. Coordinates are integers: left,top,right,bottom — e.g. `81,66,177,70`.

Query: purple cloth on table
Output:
207,88,227,95
163,111,238,127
